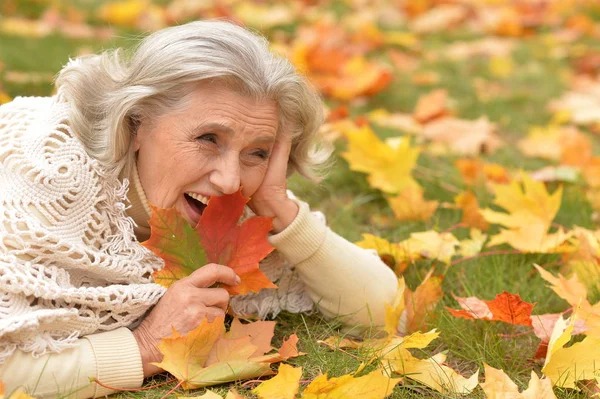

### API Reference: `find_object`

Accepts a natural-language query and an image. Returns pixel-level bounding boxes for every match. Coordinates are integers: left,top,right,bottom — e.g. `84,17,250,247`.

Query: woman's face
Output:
134,84,279,226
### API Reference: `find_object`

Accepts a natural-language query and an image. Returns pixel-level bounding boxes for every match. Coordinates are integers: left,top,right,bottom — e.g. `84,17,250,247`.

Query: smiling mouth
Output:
184,192,209,216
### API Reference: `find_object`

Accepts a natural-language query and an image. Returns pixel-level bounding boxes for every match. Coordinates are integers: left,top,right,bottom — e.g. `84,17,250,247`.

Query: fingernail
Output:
235,275,242,285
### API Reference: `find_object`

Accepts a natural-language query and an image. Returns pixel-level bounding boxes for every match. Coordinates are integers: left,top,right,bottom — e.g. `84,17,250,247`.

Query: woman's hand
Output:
249,132,299,233
132,264,240,377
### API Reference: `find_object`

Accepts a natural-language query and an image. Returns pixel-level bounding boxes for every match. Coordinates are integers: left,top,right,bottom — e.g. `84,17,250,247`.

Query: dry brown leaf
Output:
455,191,489,231
413,89,451,123
422,117,503,155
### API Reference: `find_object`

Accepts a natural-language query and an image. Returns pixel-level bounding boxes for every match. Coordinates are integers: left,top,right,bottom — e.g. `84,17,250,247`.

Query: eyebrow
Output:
193,122,276,144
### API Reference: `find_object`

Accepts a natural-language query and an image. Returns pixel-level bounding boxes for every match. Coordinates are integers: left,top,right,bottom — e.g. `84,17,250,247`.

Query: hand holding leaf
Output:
144,189,276,295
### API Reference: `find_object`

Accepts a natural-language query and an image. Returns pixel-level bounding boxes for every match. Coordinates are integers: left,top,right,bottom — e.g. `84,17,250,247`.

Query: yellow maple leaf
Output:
152,318,224,389
387,185,439,222
542,313,600,389
535,265,600,338
252,364,302,399
458,229,488,258
480,174,571,253
180,390,224,399
98,0,148,27
480,364,556,399
356,234,412,274
302,370,401,399
384,277,407,336
380,330,479,394
399,230,460,264
342,124,420,194
565,227,600,295
153,318,301,389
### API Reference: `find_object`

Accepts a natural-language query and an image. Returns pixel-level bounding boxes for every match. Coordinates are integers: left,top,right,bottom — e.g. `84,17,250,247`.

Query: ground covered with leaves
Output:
3,0,600,398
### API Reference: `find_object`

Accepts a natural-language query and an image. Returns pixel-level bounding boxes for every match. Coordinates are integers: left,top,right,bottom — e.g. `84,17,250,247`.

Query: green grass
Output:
3,1,600,398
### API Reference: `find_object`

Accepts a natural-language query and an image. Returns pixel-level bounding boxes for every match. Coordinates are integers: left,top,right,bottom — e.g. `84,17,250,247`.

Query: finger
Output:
194,288,230,311
267,133,293,180
186,264,240,288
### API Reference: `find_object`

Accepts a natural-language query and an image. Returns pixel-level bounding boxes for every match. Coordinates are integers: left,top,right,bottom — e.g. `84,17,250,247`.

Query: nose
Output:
209,154,241,195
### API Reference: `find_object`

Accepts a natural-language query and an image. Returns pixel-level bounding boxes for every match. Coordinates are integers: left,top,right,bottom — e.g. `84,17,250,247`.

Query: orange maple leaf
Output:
446,291,536,327
153,317,302,390
144,189,276,295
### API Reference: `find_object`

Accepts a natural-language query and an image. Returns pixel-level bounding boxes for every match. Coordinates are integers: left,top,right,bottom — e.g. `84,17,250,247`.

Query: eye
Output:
252,149,269,160
196,133,217,144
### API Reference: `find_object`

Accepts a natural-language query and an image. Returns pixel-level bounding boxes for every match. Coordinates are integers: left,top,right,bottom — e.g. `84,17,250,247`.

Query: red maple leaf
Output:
144,189,276,295
446,291,535,327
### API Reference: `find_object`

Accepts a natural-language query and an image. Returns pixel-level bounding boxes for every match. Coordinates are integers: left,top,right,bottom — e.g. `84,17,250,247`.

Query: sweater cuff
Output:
84,327,144,397
268,199,328,265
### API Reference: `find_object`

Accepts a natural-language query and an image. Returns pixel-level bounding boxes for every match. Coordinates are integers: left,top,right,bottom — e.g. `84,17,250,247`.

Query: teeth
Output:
186,192,210,204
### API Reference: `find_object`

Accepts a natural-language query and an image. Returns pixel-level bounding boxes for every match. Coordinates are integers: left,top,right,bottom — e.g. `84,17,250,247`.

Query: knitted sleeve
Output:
0,96,166,364
0,327,143,398
269,199,398,329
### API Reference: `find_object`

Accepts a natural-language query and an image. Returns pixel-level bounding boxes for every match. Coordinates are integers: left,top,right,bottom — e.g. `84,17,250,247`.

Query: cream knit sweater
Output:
0,95,397,398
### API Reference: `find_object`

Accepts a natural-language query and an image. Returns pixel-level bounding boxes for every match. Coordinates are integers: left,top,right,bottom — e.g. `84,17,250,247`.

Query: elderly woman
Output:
0,21,397,397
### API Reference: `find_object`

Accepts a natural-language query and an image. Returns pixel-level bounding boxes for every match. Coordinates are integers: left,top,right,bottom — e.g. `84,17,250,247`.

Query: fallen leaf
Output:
232,2,297,30
422,117,503,155
542,314,600,389
152,318,225,389
252,364,302,399
154,318,301,390
380,330,479,394
412,71,440,86
355,234,412,274
455,158,510,187
413,89,451,123
549,76,600,126
480,174,571,253
385,277,407,336
455,191,490,231
458,229,488,258
342,124,420,194
302,369,401,399
387,185,439,222
447,291,536,327
399,230,459,264
367,109,423,135
480,363,557,399
531,313,587,359
410,4,468,34
403,269,444,334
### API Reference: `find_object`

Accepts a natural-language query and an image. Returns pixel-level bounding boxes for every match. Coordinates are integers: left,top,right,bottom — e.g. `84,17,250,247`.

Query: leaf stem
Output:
159,379,184,399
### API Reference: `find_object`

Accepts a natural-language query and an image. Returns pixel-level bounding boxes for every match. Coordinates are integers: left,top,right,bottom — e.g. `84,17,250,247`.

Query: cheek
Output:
241,166,269,197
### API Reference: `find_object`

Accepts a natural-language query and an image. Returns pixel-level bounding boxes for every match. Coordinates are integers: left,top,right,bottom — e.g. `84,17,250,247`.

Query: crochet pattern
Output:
0,95,166,362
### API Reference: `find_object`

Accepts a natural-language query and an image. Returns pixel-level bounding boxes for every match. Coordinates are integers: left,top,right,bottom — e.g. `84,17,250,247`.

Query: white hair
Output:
55,20,331,180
